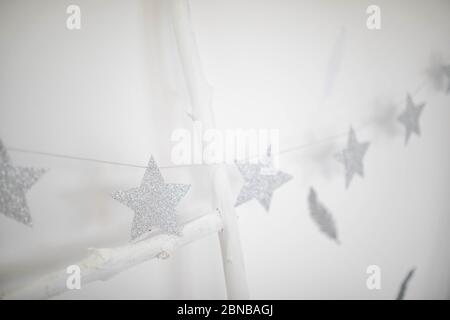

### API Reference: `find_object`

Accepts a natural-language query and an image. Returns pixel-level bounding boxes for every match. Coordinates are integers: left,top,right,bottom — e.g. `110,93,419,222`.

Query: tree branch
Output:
2,212,222,300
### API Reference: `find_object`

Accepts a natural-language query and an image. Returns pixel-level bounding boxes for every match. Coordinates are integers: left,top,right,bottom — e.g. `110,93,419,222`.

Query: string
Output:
5,80,428,170
6,147,207,170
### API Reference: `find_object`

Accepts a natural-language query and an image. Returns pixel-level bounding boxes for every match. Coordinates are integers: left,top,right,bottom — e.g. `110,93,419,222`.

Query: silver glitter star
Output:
398,94,425,145
112,156,190,240
0,140,46,226
234,152,292,212
335,128,370,189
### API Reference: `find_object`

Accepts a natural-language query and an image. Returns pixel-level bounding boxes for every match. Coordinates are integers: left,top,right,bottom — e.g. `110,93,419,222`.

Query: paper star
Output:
443,66,450,93
426,54,450,93
398,94,425,145
234,153,292,212
426,54,448,91
112,156,190,240
335,128,370,189
0,140,46,226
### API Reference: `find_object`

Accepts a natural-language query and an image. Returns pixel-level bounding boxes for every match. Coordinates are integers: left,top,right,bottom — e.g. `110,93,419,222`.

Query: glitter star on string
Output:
0,139,46,226
112,156,190,240
234,148,292,212
335,128,370,189
398,94,425,145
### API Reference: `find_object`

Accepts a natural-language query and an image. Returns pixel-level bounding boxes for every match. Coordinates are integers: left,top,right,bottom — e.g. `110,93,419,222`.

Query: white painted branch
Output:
2,212,222,300
169,0,213,124
169,0,250,299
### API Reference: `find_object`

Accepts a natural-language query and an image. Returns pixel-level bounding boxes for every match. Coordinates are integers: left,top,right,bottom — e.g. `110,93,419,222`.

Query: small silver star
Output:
443,66,450,93
0,140,46,226
234,152,292,212
398,94,425,145
335,128,370,189
112,156,190,240
426,54,448,91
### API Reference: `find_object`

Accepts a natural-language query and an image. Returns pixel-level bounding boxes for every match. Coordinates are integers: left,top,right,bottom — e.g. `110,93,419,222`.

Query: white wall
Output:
0,0,449,299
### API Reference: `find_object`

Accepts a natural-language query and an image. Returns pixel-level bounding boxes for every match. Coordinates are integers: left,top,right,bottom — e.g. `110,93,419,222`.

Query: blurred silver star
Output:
0,140,46,226
235,150,292,212
112,156,190,240
444,66,450,93
335,128,370,189
398,94,425,145
426,54,450,92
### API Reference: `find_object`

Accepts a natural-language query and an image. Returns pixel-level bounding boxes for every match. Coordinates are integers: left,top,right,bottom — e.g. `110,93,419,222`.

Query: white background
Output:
0,0,449,299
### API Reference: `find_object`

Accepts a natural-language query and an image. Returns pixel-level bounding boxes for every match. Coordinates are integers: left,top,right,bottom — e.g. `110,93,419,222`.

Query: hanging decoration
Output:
335,127,370,189
234,148,292,212
426,54,450,93
0,139,46,226
444,66,450,93
397,94,425,145
307,187,339,243
112,156,190,240
2,35,449,298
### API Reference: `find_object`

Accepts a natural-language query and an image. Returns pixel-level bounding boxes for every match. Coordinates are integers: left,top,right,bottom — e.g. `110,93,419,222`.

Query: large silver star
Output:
335,128,370,189
234,155,292,212
112,156,190,240
0,140,46,226
398,94,425,145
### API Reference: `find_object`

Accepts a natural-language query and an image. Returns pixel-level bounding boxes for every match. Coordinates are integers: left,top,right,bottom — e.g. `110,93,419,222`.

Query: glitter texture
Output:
335,127,370,189
234,153,292,212
0,139,46,226
112,156,190,240
398,94,425,145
